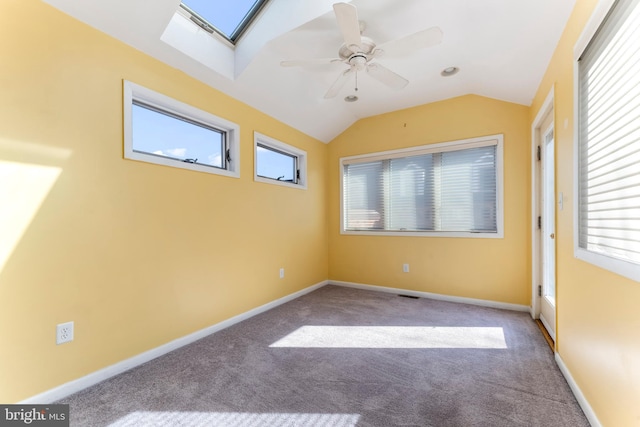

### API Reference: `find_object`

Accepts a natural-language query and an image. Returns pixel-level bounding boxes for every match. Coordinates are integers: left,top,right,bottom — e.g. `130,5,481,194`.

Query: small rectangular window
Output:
132,102,226,169
574,0,640,281
256,144,297,182
254,132,307,189
341,135,503,238
123,81,240,178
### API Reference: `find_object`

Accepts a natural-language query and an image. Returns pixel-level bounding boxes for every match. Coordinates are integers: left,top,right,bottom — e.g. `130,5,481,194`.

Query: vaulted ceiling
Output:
43,0,576,143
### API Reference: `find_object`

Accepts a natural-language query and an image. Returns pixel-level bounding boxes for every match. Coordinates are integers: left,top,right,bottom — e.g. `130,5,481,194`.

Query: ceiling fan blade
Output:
366,63,408,90
280,58,341,67
378,26,443,57
333,2,362,53
324,68,353,99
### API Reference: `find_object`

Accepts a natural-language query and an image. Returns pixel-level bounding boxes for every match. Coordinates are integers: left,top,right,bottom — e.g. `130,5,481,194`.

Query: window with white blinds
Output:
341,135,503,237
575,0,640,281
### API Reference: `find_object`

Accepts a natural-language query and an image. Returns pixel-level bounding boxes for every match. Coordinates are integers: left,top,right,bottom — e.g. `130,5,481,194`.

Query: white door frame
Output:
531,88,554,321
540,122,556,340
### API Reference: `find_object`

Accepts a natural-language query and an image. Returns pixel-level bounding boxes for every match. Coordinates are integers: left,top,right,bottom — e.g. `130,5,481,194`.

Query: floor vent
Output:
398,294,419,299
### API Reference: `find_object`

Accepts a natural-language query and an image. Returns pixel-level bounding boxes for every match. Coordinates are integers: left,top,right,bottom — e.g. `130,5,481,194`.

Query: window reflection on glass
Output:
132,103,225,169
256,144,297,183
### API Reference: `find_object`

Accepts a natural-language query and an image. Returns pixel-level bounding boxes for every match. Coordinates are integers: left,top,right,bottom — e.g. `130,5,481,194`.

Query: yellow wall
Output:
4,1,639,423
0,0,328,403
530,0,640,425
328,95,531,305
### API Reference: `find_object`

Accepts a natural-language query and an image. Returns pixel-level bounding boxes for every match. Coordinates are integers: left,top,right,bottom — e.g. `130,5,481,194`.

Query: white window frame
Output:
123,80,240,178
573,0,640,282
340,134,504,238
253,132,307,190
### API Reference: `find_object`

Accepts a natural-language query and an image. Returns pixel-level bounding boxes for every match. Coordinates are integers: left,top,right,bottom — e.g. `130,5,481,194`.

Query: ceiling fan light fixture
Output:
344,95,359,102
441,66,459,77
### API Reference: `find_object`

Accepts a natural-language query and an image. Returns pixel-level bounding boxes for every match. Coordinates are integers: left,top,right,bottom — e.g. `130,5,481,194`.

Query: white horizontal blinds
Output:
388,154,435,230
578,0,640,264
344,161,385,230
439,145,497,232
343,140,498,233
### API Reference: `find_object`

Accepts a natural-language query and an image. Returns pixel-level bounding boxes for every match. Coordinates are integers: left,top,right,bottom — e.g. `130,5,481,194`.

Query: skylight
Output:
180,0,270,44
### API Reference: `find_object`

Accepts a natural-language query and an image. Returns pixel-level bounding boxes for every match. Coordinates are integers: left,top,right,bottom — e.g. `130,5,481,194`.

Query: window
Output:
341,135,503,237
574,0,640,282
254,132,307,189
180,0,270,44
123,81,240,178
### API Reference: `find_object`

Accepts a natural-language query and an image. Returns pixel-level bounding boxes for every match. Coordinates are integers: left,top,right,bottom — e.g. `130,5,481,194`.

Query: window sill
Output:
575,247,640,283
340,230,504,239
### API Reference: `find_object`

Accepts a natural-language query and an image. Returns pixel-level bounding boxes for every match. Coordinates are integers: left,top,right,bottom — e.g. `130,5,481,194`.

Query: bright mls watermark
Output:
0,405,69,426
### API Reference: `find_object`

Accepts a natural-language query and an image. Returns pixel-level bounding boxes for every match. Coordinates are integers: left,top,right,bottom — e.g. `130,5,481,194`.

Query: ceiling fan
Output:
281,2,443,99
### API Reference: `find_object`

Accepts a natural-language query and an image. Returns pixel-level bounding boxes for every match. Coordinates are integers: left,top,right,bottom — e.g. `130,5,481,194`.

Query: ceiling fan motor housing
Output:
348,54,368,71
339,36,376,59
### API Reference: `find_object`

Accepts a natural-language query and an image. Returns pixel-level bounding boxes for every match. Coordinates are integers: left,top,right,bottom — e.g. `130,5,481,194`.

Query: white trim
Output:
341,136,500,165
573,0,617,61
574,247,640,282
123,80,240,179
19,280,328,404
253,131,307,190
340,230,504,239
573,19,585,280
555,353,603,427
571,1,640,283
530,87,554,320
340,134,504,239
330,280,529,312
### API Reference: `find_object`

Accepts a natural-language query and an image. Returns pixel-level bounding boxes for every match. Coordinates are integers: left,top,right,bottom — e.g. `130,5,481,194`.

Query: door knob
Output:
550,233,555,239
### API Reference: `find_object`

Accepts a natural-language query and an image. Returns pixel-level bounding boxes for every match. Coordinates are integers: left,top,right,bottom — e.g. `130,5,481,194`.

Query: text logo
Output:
0,405,69,426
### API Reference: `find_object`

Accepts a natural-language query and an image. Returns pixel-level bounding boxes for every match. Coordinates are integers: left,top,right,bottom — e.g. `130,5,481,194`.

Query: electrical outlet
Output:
403,263,410,273
279,268,285,279
56,321,74,345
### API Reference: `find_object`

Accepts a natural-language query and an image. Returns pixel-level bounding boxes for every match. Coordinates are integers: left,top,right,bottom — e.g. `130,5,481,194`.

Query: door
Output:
539,123,556,341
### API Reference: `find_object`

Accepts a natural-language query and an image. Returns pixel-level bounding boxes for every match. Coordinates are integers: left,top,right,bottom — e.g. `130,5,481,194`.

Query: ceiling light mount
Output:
441,66,460,77
344,68,360,102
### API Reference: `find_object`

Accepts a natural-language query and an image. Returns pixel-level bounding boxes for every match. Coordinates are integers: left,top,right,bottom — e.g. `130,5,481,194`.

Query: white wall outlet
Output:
403,263,410,273
56,321,74,345
279,268,285,279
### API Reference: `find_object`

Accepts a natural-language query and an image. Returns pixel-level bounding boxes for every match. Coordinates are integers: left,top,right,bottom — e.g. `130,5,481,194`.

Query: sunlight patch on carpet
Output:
270,326,508,349
108,411,360,427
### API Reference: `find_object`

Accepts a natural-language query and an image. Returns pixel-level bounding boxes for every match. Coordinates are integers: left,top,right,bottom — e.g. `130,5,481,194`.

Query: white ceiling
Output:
43,0,576,143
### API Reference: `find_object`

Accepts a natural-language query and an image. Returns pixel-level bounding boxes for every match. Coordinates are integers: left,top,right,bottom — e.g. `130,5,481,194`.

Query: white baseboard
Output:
330,280,530,312
555,353,602,427
19,280,328,404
